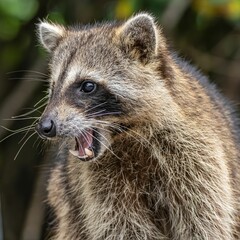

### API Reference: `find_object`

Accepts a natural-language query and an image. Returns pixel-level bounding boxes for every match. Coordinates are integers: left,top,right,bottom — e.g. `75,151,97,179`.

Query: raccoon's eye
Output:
80,81,97,93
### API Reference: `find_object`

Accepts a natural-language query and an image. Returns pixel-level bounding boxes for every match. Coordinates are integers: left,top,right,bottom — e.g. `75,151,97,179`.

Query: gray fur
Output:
37,13,240,239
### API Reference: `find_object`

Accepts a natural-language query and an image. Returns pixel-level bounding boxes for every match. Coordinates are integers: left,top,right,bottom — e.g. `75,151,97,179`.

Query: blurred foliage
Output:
0,0,240,239
193,0,240,21
0,0,38,40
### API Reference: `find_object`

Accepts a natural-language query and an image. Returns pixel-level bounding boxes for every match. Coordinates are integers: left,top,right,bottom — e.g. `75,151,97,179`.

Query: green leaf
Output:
0,0,39,21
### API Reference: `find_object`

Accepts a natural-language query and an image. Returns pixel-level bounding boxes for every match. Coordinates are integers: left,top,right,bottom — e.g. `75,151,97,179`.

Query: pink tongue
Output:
77,129,93,156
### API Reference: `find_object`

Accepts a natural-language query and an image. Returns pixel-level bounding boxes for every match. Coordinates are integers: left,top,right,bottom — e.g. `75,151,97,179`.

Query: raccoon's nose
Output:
35,117,56,138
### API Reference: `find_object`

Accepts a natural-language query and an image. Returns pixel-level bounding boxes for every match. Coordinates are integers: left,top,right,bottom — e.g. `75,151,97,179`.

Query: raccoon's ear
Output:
117,13,158,63
37,21,65,52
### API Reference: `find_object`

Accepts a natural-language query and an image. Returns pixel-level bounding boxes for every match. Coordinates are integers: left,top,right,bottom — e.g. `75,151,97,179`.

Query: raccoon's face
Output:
35,13,166,161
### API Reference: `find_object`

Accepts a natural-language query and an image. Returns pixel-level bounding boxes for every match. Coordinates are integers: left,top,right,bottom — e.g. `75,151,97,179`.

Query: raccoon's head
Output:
35,13,170,161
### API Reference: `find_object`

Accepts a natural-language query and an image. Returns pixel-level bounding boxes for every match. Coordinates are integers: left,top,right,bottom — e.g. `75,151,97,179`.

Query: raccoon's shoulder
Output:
174,52,236,113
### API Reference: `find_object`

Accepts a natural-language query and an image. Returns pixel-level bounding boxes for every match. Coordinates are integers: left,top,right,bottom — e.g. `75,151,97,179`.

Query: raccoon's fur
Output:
36,13,240,239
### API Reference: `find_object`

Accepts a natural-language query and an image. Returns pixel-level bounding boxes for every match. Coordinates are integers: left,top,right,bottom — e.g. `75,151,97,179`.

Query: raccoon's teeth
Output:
69,150,79,157
85,148,93,157
69,149,89,159
69,148,93,159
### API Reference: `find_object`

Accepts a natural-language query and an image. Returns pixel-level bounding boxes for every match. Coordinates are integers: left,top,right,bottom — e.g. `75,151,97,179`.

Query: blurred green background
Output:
0,0,240,239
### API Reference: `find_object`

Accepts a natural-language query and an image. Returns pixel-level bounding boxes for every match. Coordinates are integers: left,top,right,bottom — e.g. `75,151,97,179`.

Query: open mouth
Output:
69,129,99,161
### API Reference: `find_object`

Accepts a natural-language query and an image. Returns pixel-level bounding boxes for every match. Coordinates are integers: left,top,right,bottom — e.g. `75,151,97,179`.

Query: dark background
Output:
0,0,240,239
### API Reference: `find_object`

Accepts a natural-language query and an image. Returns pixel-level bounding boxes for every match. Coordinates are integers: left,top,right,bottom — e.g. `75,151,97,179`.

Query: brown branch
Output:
161,0,190,31
0,195,3,240
20,162,48,240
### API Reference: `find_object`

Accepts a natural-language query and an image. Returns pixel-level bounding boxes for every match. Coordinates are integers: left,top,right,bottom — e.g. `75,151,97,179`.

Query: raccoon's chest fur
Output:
37,13,240,240
48,139,169,240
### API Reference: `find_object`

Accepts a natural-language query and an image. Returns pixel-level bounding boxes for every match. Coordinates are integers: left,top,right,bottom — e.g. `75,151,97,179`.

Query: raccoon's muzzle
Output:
36,118,99,161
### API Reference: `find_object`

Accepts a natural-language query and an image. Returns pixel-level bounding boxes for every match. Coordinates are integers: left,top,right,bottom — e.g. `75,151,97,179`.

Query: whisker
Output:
33,136,42,148
36,138,45,150
14,132,37,160
94,121,153,148
34,96,48,107
88,129,121,160
1,122,37,146
92,125,113,135
7,70,48,77
96,124,140,150
86,109,107,118
12,102,47,119
9,77,48,82
0,125,34,133
0,127,35,143
92,127,112,147
83,102,107,114
19,118,39,144
93,121,124,134
3,117,39,121
88,112,122,118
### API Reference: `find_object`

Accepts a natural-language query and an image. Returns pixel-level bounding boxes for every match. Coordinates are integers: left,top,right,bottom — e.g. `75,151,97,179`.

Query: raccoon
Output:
36,13,240,239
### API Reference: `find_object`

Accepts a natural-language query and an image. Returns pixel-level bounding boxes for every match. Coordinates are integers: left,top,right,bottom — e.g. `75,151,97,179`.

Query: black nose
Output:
35,117,56,138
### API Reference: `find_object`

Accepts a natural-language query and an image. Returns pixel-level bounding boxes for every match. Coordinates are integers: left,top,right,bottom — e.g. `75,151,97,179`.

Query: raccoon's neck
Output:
65,129,166,239
76,128,157,193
